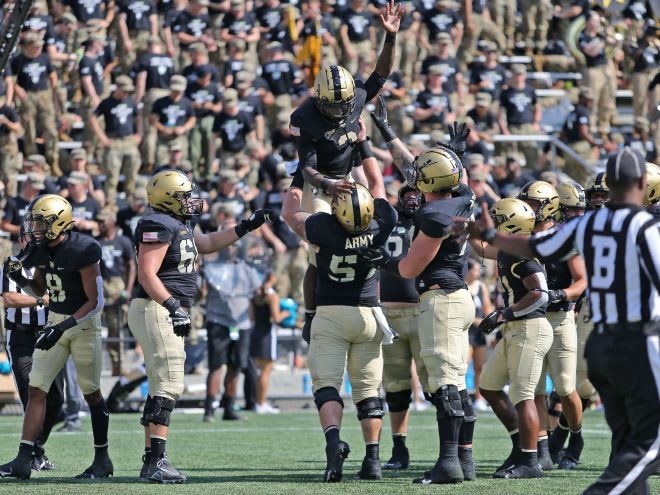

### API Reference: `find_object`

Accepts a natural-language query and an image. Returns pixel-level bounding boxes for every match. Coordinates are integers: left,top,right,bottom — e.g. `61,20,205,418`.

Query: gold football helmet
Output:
518,180,560,222
586,172,609,210
557,182,586,222
333,183,374,234
490,198,536,235
313,65,356,123
644,172,660,207
147,170,203,217
23,194,74,245
412,147,462,193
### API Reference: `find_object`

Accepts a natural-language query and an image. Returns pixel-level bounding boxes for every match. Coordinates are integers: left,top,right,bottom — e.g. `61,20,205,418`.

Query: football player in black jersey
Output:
0,195,110,480
518,181,588,471
283,1,403,341
585,172,609,211
463,198,553,479
288,178,397,483
380,185,424,471
127,170,270,483
364,146,478,485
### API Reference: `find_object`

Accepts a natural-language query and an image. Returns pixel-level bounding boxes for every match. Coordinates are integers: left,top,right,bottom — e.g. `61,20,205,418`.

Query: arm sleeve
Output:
295,134,317,168
362,71,386,101
529,216,580,262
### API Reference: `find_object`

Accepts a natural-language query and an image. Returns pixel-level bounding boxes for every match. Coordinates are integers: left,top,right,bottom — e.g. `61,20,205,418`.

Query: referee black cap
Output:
606,146,646,185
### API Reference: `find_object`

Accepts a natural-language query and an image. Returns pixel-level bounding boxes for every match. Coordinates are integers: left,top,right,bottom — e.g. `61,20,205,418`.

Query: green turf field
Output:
0,409,657,494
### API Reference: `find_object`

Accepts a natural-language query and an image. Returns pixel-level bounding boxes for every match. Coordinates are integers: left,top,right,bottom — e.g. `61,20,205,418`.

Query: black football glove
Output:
357,246,391,270
437,121,471,158
235,209,272,238
548,289,567,304
163,297,192,337
478,310,505,335
369,95,397,142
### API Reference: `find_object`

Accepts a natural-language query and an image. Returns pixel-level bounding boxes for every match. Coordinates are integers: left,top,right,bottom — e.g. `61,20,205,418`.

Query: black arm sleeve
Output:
363,72,387,101
295,134,317,169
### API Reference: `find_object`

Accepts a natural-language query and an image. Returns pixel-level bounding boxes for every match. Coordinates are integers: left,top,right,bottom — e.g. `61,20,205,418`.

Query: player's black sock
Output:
566,427,584,459
204,395,215,414
144,447,152,463
537,436,550,462
520,449,538,468
392,433,407,449
89,399,109,452
549,415,570,453
151,436,166,460
324,425,340,446
581,398,591,412
365,442,379,460
18,440,34,461
510,430,520,449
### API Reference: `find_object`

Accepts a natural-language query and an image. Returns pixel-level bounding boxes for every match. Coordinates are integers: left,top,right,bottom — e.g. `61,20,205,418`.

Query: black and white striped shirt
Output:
529,204,660,325
0,263,48,328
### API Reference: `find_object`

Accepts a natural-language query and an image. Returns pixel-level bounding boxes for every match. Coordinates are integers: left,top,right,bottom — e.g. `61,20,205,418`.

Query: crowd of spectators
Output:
0,0,658,400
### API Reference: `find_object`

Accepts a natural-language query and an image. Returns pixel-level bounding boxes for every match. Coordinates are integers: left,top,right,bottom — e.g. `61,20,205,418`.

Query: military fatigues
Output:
10,52,58,172
185,80,221,181
171,9,212,69
0,103,22,198
630,40,659,119
151,94,195,165
128,213,198,401
79,53,106,161
116,0,156,71
289,71,385,262
578,31,614,134
536,260,577,397
460,0,507,64
480,253,553,405
26,233,104,396
380,214,425,396
95,94,141,205
340,8,373,75
519,0,550,53
305,199,397,403
211,110,253,167
561,104,593,187
261,59,301,130
415,185,476,394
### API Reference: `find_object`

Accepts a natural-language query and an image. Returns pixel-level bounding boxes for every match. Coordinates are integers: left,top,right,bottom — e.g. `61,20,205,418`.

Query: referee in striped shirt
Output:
455,147,660,494
1,233,64,471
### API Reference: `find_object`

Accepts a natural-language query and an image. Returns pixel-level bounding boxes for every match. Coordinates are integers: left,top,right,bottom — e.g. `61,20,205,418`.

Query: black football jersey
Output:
134,212,198,307
545,260,574,312
290,71,384,178
498,252,547,320
380,215,418,303
27,232,102,315
415,183,475,294
305,198,397,307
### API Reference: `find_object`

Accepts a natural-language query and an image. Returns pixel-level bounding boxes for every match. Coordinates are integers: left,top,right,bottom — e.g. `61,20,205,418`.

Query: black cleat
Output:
413,458,464,484
75,453,114,479
550,448,564,465
493,463,542,479
31,454,55,471
537,453,555,471
458,448,476,481
324,441,350,483
0,457,32,480
222,408,244,421
383,445,409,470
558,453,580,470
147,454,186,484
139,454,149,482
496,447,521,472
356,457,382,480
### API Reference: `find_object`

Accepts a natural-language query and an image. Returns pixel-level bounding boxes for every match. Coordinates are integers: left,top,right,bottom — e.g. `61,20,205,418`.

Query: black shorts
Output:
250,324,277,361
468,324,487,348
206,323,251,371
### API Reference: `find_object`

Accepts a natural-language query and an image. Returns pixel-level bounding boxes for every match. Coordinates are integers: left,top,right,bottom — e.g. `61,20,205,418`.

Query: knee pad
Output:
548,391,562,418
142,395,176,426
356,396,385,421
433,385,465,420
140,395,154,427
313,387,344,411
385,389,412,413
459,389,476,423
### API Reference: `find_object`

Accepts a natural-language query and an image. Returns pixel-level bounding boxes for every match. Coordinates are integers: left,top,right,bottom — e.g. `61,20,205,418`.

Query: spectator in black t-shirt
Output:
22,154,59,194
91,75,142,206
468,41,506,102
134,36,175,170
498,64,541,168
0,94,24,198
116,0,157,70
628,116,658,164
220,0,261,46
412,64,454,132
79,33,106,158
222,39,249,89
559,86,597,185
467,169,497,214
96,208,136,376
11,33,61,175
630,24,659,120
212,88,255,163
466,92,499,143
58,148,106,207
256,0,282,33
186,64,223,181
235,70,266,143
261,42,302,129
150,75,196,165
182,42,221,84
420,0,462,52
2,172,45,241
64,0,114,26
339,0,376,74
67,171,102,236
171,0,216,67
117,189,148,240
420,31,464,108
153,141,193,175
270,112,296,155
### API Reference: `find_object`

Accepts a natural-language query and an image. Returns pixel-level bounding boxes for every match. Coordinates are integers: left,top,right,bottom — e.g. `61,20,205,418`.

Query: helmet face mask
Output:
586,172,609,210
23,194,74,246
174,189,204,217
23,215,51,245
518,181,559,223
315,96,356,123
398,186,422,217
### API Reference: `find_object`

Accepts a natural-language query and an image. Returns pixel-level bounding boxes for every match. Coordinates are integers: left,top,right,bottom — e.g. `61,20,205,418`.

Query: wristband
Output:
162,296,181,314
378,124,397,143
234,223,248,238
481,228,497,243
357,139,375,161
58,316,78,332
501,307,515,320
384,32,396,45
